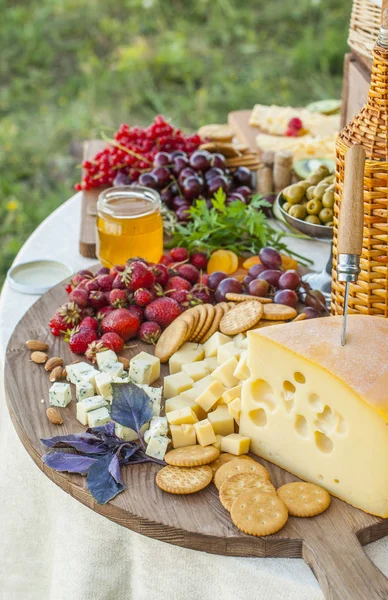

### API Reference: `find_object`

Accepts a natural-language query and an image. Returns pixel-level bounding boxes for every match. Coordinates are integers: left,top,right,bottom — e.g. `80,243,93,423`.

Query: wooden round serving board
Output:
5,277,388,600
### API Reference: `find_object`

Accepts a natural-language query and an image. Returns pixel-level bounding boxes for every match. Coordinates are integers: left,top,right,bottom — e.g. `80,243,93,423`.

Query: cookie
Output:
219,301,263,335
208,452,236,476
263,303,297,321
200,304,224,343
225,293,272,304
231,489,288,536
194,304,215,343
154,319,189,362
220,472,277,512
214,457,270,490
156,465,213,495
164,444,220,467
277,482,331,517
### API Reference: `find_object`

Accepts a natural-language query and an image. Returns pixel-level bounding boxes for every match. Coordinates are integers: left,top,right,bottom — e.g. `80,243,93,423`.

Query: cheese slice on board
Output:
240,315,388,517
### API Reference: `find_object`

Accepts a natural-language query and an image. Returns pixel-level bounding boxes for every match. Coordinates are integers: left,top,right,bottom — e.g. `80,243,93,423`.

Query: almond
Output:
46,407,63,425
45,357,64,372
49,366,64,382
31,351,48,364
118,356,130,370
62,367,67,379
26,339,49,352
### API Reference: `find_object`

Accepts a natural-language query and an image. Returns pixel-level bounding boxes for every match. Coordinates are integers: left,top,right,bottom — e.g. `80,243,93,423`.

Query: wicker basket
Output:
331,42,388,317
348,0,382,60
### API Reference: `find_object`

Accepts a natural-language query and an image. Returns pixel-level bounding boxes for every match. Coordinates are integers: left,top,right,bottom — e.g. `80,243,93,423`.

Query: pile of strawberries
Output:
48,248,211,356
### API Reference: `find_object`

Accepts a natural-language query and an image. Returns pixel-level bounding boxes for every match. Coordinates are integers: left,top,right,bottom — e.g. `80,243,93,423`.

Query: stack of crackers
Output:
156,446,331,537
197,123,261,171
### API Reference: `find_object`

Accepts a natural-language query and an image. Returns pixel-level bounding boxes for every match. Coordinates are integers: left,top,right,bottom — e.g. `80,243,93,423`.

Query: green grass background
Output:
0,0,351,285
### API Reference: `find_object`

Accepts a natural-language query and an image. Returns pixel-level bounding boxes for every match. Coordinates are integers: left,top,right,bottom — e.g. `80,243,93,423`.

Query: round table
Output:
1,195,387,600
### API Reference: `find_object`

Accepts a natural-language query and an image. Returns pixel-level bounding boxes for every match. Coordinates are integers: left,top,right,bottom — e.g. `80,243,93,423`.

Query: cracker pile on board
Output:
197,123,261,170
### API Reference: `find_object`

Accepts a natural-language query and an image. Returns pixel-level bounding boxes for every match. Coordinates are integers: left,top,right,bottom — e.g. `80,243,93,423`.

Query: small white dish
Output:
7,259,73,295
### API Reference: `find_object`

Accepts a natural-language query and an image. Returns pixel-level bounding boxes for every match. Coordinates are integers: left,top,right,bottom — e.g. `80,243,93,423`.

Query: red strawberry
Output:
85,340,108,363
134,288,153,306
70,273,85,288
123,261,155,291
144,297,182,328
159,253,173,266
152,263,169,287
176,263,199,284
127,304,144,323
69,287,89,308
112,273,126,289
97,305,115,321
49,312,67,336
85,279,100,292
81,306,96,318
100,332,124,353
110,264,125,276
96,274,115,291
139,321,162,344
88,291,108,309
168,290,192,305
190,252,208,271
95,267,110,276
101,308,140,341
57,302,82,326
78,269,94,279
109,288,129,308
68,328,98,354
80,316,99,331
170,247,189,262
165,276,191,292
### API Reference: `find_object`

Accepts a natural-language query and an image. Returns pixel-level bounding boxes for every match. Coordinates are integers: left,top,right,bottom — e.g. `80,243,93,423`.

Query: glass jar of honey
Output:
96,186,163,267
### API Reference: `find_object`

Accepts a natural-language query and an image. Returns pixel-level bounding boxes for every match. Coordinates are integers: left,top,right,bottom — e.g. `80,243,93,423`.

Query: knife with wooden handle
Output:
336,144,366,345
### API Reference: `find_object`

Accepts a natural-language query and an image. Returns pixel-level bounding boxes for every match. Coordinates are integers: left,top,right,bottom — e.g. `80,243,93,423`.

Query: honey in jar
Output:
96,186,163,267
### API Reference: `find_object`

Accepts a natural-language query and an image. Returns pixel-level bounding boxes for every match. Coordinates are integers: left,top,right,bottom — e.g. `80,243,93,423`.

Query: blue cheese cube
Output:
66,362,95,384
76,396,109,426
129,352,160,385
95,372,113,402
87,406,111,428
100,361,124,378
79,367,100,386
75,381,95,401
96,350,117,370
114,422,149,442
49,382,72,407
145,435,170,460
136,384,162,416
144,416,168,443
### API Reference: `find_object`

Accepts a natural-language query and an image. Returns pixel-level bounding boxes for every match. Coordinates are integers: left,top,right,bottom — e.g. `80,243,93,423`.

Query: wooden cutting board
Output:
228,109,258,150
4,276,388,600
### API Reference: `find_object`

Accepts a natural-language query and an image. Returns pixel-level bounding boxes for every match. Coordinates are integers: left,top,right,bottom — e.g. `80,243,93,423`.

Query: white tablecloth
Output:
1,195,387,600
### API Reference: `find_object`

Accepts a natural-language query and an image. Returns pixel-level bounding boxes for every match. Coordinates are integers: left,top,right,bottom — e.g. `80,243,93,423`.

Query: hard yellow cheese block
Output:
170,424,197,448
240,315,388,517
207,405,234,436
194,419,217,446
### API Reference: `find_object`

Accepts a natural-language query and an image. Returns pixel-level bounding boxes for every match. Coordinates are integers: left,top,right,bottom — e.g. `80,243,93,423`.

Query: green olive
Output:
289,204,307,220
298,180,311,192
316,165,330,177
306,185,316,200
307,173,322,185
282,201,291,213
313,183,329,200
322,189,334,208
305,215,321,225
326,221,334,227
306,199,323,215
282,183,306,205
322,174,335,184
319,207,334,223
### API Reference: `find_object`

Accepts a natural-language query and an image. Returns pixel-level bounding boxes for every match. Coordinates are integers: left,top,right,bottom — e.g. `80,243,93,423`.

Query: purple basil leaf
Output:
42,451,98,474
86,453,125,504
108,453,123,484
41,433,108,454
119,444,141,463
88,421,116,437
110,382,153,434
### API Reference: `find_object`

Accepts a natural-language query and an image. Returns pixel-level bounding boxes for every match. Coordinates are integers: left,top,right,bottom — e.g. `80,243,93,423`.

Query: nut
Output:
46,407,63,425
49,366,64,382
62,368,67,379
118,356,130,370
45,357,64,372
26,340,49,352
31,351,48,364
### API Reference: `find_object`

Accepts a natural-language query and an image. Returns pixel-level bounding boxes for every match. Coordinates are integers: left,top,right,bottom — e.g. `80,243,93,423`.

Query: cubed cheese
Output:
145,435,170,460
192,374,214,392
213,434,223,450
195,380,225,412
211,356,239,388
144,416,168,442
66,362,97,385
76,396,108,426
165,395,206,420
207,405,235,436
221,384,242,405
221,433,250,455
233,333,247,349
88,406,111,428
115,422,149,442
203,332,232,358
182,360,210,382
194,419,217,446
136,384,162,416
228,396,241,425
129,351,160,384
166,406,198,426
100,361,124,378
217,342,241,365
49,382,72,407
170,424,197,448
163,372,193,399
96,350,117,369
75,381,95,401
95,372,113,402
169,343,204,374
204,357,218,372
233,351,250,381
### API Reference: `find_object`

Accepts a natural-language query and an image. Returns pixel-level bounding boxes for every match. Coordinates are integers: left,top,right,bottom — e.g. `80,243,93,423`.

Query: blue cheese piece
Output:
95,372,113,402
145,435,170,460
96,350,117,369
129,352,160,385
112,375,130,384
144,416,168,443
100,361,124,378
49,382,72,407
76,396,108,426
79,367,100,386
87,406,111,428
66,362,95,385
136,384,162,416
114,422,149,442
75,381,95,401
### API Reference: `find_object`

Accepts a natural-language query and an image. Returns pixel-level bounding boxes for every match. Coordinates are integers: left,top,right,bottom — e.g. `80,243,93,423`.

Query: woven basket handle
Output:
338,144,365,255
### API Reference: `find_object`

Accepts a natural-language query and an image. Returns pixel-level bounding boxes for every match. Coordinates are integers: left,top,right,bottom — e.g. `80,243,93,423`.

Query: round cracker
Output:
225,293,272,304
191,305,209,341
199,304,224,343
154,319,189,362
214,457,270,490
231,489,288,536
263,303,297,321
219,301,263,335
198,124,235,142
277,482,331,517
156,465,212,494
220,472,276,512
208,452,236,476
164,444,220,467
292,313,307,322
194,304,215,343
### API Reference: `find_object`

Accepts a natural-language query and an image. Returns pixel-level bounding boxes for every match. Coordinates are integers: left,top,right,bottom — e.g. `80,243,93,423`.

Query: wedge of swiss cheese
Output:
240,315,388,517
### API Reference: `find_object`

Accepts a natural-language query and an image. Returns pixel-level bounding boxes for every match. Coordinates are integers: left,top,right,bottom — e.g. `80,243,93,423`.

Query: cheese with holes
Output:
194,419,217,446
169,343,204,374
240,315,388,517
129,351,160,384
207,405,234,436
170,424,197,448
221,433,250,455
